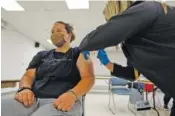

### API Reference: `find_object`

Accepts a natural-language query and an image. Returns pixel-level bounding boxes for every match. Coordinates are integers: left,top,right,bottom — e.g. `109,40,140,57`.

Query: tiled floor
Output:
85,92,171,116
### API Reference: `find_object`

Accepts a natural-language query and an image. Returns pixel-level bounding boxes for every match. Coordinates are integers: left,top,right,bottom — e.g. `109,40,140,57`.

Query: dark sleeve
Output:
79,2,158,51
111,63,136,81
73,47,81,63
26,51,45,70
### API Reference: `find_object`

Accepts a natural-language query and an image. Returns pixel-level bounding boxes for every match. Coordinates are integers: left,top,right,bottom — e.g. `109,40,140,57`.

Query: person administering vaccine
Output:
79,1,175,116
97,49,175,113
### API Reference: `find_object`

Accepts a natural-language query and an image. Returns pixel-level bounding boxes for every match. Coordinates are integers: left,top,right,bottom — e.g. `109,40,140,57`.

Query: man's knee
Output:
31,100,82,116
1,95,38,116
1,95,22,116
2,95,17,108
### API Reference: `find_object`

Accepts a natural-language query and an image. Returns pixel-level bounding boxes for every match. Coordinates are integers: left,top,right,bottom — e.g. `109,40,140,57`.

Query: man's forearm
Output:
19,69,36,89
72,77,95,97
19,75,34,88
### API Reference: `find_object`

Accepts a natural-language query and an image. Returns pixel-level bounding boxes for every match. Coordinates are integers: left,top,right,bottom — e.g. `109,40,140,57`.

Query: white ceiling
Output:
2,1,175,50
1,1,107,50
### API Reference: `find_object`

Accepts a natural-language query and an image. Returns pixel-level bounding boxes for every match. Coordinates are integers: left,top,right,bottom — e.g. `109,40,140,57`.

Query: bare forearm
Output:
72,77,95,97
19,75,34,88
19,69,36,88
106,62,114,72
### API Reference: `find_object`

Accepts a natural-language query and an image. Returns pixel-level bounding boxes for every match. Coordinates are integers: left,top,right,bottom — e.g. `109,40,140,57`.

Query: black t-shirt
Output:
27,47,81,98
79,2,175,97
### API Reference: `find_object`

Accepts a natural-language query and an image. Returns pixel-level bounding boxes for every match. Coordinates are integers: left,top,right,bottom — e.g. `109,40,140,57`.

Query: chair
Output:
108,77,130,115
82,95,86,116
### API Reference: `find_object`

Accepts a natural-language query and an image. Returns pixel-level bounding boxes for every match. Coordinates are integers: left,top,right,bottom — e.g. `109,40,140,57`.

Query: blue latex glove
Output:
82,51,90,60
97,49,110,65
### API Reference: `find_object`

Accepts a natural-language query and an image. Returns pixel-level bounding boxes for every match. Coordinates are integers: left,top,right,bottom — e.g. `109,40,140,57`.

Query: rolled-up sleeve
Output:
79,2,158,51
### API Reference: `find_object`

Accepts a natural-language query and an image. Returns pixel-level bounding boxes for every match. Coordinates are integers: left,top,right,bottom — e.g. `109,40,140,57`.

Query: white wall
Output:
1,28,46,80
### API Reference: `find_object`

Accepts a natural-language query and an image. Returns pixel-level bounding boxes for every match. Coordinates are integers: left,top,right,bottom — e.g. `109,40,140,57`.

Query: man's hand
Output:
53,92,77,112
15,89,35,107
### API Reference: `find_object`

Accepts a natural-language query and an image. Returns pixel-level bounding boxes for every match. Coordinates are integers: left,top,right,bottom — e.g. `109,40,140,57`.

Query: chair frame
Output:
108,78,129,115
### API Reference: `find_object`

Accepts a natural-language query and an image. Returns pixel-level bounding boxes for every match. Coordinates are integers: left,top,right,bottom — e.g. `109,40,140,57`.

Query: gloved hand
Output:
82,51,90,60
97,49,110,65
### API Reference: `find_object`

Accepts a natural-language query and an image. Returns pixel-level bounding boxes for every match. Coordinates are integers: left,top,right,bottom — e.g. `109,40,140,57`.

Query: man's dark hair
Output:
55,21,75,42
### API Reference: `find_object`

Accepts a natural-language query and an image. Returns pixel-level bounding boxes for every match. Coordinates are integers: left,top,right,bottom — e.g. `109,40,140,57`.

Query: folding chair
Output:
82,95,86,116
108,77,130,115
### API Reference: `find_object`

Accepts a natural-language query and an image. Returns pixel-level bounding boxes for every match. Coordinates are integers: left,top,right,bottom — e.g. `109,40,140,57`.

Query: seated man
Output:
2,21,95,116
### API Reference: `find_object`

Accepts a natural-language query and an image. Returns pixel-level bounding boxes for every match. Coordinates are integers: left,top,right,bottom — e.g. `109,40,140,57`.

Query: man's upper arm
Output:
76,53,94,79
79,2,158,51
26,51,45,70
25,51,45,78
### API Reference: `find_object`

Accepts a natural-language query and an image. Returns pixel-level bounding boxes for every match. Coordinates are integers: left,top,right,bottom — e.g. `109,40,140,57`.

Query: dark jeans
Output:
163,94,175,116
164,94,172,106
171,100,175,116
171,107,175,116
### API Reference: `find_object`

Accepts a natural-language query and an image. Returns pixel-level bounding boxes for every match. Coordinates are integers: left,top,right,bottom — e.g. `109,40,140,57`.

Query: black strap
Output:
17,87,32,93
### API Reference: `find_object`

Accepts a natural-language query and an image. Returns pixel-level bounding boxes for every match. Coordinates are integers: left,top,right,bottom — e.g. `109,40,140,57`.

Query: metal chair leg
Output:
82,96,85,116
128,98,137,116
109,91,117,115
108,91,111,107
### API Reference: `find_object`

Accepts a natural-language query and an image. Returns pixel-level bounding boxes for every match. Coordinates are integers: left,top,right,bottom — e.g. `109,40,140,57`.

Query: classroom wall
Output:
1,28,46,80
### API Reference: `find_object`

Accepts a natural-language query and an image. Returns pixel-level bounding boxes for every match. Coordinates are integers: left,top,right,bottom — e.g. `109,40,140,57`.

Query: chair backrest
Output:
110,77,128,86
109,77,130,95
111,88,130,95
